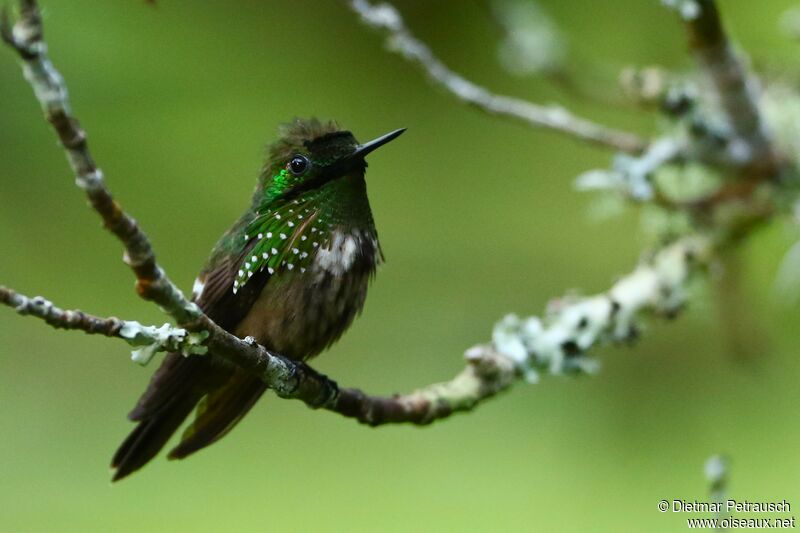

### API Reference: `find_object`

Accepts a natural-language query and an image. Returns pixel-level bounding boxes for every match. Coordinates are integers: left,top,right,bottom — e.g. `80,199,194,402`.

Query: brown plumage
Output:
111,119,403,481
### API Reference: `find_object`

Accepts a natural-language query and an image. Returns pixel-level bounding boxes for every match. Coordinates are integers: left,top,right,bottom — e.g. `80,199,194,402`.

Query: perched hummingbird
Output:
111,118,404,481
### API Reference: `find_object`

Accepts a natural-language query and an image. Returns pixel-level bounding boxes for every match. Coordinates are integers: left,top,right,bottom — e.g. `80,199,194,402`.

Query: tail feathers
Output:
111,391,200,482
168,369,267,460
112,361,267,481
127,352,206,422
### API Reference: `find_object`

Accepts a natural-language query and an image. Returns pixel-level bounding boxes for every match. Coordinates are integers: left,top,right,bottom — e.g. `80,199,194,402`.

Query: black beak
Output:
351,128,406,159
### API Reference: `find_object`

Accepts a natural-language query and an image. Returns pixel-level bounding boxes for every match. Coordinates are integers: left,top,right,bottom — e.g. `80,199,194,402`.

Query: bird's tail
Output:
168,367,267,460
111,387,201,481
111,353,267,481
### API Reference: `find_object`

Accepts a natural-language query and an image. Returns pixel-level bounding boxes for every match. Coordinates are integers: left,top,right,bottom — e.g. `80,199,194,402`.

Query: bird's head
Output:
232,119,403,292
260,118,404,203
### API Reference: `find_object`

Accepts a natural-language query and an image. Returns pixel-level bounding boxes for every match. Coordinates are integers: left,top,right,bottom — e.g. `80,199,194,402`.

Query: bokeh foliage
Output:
1,1,799,531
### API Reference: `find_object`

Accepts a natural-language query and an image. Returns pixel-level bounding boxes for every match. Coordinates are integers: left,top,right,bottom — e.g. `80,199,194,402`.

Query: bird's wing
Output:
127,237,269,422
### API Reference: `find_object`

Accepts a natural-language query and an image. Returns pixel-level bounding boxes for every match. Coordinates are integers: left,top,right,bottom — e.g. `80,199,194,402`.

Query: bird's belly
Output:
233,266,370,361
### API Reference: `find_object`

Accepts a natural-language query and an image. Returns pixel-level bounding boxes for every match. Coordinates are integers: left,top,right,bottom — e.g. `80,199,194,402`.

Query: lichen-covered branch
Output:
346,0,647,154
668,0,779,179
1,286,126,338
1,0,525,424
492,234,713,382
0,286,207,364
0,229,718,426
0,285,519,425
1,0,198,324
331,346,517,425
0,223,720,426
0,0,513,427
576,136,688,203
0,234,714,427
0,273,515,424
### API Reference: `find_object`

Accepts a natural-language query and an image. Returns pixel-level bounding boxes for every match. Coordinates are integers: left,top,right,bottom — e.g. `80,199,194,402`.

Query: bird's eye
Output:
289,155,310,176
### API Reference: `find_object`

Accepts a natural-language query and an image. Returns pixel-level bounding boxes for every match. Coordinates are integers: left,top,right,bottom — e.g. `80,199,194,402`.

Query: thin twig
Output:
1,286,125,338
0,286,207,363
1,1,198,324
346,0,647,154
672,0,779,179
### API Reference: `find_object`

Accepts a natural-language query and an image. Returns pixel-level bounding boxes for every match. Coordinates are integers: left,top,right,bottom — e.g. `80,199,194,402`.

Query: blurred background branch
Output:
704,454,731,528
347,0,647,153
679,0,777,178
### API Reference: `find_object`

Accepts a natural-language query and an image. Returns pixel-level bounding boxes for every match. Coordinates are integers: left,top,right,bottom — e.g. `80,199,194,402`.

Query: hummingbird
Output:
111,118,404,481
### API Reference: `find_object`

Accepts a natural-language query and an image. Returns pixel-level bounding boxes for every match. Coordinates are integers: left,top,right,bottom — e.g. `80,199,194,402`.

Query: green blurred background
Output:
1,1,799,531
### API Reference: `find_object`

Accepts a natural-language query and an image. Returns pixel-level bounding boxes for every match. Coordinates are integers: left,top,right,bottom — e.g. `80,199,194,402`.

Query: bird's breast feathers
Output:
313,229,380,277
192,228,380,359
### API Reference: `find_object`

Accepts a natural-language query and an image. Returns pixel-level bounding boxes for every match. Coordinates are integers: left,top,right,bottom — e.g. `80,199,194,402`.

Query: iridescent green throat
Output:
232,168,377,293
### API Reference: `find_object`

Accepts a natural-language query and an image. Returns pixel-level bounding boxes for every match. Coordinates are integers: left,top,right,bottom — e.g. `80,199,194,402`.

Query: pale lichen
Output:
661,0,701,21
491,0,566,76
119,322,208,366
491,236,711,384
576,137,686,201
762,84,800,166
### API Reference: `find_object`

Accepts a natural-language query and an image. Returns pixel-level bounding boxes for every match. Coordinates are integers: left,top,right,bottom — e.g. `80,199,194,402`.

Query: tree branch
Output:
1,0,198,324
0,232,716,426
0,0,786,431
0,0,526,428
670,0,779,179
1,286,126,339
346,0,647,154
490,234,714,382
0,284,517,425
0,286,207,364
